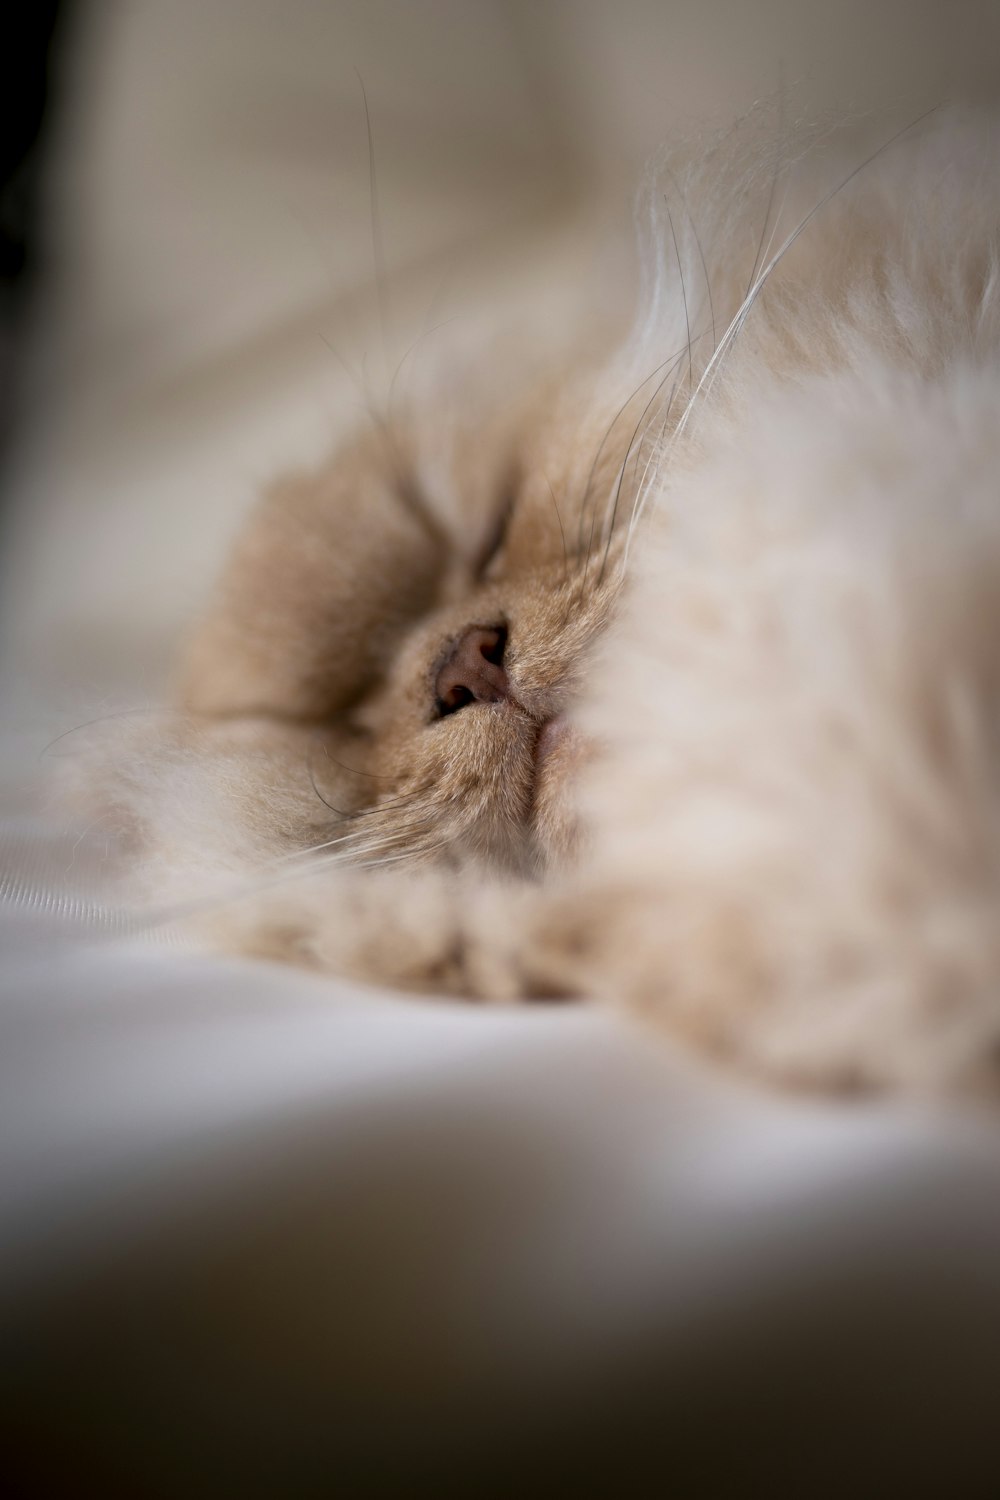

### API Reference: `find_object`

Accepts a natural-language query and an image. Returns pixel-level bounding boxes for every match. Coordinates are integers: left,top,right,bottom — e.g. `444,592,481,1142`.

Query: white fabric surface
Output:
3,815,1000,1491
4,4,1000,1492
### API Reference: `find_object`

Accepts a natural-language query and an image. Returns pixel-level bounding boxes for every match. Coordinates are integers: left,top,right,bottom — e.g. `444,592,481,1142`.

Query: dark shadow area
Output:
0,2,71,477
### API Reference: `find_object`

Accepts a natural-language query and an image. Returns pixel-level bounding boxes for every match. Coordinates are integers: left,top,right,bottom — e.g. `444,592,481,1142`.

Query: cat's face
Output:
179,367,633,877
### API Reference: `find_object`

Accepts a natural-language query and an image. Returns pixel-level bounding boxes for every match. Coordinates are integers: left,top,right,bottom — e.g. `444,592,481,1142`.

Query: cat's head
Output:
177,361,640,877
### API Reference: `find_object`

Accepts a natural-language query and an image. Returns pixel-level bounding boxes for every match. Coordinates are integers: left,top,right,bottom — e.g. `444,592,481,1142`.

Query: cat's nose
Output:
435,625,509,716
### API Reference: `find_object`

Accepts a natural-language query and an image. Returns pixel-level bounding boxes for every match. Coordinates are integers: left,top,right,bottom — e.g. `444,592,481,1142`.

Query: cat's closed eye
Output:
472,493,515,580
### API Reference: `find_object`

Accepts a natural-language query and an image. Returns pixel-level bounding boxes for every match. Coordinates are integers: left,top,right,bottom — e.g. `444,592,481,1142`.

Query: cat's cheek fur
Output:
563,368,1000,1097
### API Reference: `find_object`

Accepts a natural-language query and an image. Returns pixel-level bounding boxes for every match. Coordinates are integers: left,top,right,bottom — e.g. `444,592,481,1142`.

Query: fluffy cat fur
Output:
102,109,1000,1099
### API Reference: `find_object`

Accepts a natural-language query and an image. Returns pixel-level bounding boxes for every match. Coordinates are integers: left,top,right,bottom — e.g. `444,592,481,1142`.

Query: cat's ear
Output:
178,427,445,720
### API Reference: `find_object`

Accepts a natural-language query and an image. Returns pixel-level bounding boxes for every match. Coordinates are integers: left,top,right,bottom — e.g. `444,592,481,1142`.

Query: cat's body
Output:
114,110,1000,1098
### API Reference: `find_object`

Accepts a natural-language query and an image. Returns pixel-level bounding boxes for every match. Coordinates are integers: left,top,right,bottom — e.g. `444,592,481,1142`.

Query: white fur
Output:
75,110,1000,1098
571,112,1000,1092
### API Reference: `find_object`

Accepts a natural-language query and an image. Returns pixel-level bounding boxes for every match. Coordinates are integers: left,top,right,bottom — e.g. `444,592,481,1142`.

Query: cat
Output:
105,107,1000,1100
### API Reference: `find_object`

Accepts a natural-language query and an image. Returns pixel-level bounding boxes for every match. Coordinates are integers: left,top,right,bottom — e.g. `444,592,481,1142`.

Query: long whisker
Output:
354,840,451,871
305,737,359,817
38,706,156,762
585,313,719,596
626,104,942,555
543,473,570,586
387,313,464,422
585,192,699,589
248,805,435,876
590,361,684,595
577,341,700,604
677,104,942,443
665,194,695,395
594,327,710,590
574,352,682,557
623,373,682,552
609,362,688,584
746,96,785,299
666,167,718,354
356,69,391,390
306,819,436,865
317,739,396,781
300,785,429,848
314,330,373,413
127,813,440,937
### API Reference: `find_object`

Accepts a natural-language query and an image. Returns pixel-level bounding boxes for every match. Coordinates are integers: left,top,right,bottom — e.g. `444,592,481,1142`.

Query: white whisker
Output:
626,106,942,553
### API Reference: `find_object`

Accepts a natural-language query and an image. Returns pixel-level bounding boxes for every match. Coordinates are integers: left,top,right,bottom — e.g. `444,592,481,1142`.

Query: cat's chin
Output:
529,715,589,867
533,713,571,766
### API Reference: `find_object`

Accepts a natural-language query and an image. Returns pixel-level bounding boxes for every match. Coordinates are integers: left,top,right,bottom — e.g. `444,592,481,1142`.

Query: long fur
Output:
80,108,1000,1098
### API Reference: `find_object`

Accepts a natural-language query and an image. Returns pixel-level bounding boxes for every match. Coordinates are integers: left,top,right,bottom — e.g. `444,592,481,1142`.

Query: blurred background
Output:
4,0,1000,728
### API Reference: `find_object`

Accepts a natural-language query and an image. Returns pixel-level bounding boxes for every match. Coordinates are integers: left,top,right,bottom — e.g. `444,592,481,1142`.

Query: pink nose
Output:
435,626,509,715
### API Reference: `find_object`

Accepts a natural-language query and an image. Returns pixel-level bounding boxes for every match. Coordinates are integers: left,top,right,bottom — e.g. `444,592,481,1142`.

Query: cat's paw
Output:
213,867,551,1004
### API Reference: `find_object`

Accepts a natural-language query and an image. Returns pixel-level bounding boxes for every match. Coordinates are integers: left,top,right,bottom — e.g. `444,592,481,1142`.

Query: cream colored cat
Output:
117,110,1000,1098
